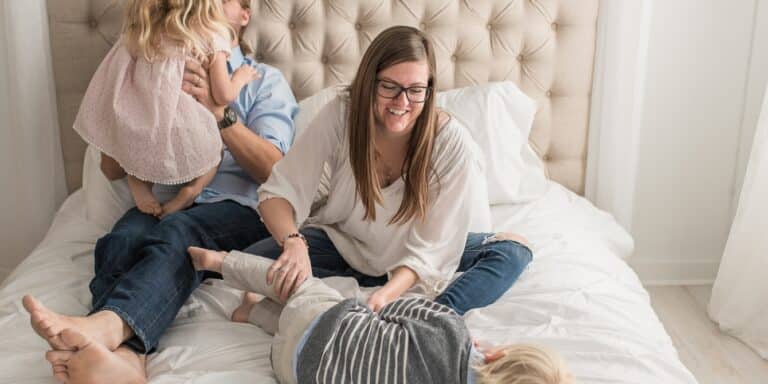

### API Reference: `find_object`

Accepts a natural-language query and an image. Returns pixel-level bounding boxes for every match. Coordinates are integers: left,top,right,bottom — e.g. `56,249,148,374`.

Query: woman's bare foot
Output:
231,292,264,323
188,246,226,273
160,185,200,218
127,176,161,217
23,295,127,352
45,328,146,384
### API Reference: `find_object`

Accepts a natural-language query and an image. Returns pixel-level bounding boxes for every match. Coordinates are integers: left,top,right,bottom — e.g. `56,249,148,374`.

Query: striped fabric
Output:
298,297,472,384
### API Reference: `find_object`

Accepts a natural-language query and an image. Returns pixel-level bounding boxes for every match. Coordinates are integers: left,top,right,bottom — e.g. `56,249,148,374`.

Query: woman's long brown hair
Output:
348,26,438,225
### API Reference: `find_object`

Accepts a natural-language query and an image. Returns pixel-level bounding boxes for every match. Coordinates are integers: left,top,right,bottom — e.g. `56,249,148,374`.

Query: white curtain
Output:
0,0,66,278
708,84,768,359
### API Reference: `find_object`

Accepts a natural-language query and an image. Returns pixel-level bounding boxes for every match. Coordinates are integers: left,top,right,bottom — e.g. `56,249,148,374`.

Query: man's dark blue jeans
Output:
244,228,533,315
89,201,269,353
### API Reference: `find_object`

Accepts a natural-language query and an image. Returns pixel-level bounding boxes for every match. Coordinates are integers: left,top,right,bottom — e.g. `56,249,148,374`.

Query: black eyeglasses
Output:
376,79,431,103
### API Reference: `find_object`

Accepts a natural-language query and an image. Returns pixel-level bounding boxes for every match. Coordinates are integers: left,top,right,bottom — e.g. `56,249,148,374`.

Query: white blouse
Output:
257,95,489,295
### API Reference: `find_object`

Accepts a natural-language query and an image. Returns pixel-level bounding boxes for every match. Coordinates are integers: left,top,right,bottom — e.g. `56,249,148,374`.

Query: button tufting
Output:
451,55,457,62
543,154,551,161
551,22,558,31
487,24,493,30
89,20,98,29
420,23,426,29
355,23,362,30
321,56,329,64
256,54,264,61
546,90,553,97
289,22,296,29
517,54,523,62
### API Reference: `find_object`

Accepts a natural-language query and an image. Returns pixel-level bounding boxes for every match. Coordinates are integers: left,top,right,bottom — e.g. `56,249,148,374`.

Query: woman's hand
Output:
367,287,397,313
182,59,226,119
267,238,312,302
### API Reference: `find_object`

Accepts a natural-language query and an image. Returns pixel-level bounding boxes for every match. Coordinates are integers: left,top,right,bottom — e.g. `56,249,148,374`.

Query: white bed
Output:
0,1,698,383
0,172,696,383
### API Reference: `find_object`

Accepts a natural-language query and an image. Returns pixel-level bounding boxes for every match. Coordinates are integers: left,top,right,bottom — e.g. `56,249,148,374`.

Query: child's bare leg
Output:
161,166,217,218
127,176,161,217
100,153,127,180
231,293,282,335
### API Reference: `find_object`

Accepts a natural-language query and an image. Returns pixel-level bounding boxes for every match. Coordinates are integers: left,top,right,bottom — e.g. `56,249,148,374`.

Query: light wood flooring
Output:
646,285,768,384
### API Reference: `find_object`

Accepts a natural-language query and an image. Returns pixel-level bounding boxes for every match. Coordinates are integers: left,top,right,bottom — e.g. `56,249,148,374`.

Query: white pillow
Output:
82,145,134,231
437,82,548,204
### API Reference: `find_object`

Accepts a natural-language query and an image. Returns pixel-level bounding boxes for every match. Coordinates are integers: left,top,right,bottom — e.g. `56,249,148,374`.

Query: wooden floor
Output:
646,285,768,384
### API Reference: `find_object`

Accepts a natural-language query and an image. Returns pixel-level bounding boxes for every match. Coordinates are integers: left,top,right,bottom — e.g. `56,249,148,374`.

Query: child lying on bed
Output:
188,247,571,384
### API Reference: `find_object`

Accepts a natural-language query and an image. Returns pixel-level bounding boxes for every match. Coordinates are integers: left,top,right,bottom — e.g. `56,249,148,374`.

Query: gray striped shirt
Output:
297,297,472,384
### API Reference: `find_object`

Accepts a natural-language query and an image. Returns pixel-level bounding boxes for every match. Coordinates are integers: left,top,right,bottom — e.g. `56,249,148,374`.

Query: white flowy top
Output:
258,95,489,295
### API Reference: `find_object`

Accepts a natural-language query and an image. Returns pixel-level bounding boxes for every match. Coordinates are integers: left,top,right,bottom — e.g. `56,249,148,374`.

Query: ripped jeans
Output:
243,230,533,316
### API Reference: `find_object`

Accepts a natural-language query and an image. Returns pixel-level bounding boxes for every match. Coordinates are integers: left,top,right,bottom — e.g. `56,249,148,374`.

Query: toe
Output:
46,350,73,364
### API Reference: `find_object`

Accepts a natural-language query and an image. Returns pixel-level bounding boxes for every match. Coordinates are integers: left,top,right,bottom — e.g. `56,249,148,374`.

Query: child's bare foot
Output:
45,328,146,384
160,186,200,218
127,176,161,217
188,246,226,273
23,295,126,352
231,292,264,323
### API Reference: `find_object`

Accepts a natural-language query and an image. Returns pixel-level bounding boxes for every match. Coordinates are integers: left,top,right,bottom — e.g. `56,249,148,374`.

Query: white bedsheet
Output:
0,182,697,383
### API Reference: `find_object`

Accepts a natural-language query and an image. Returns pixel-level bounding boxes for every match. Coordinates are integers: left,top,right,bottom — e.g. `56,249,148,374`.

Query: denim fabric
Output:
243,229,532,315
90,201,269,353
435,232,533,315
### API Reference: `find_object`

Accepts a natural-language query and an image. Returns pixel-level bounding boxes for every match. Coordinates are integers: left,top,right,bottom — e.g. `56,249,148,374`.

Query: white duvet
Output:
0,180,697,383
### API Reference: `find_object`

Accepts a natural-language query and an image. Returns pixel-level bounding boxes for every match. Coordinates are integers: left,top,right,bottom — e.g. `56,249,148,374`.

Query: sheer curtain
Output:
708,84,768,359
0,0,66,278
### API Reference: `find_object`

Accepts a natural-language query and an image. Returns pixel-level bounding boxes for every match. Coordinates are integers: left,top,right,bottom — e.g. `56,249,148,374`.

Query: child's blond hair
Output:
122,0,235,62
474,344,572,384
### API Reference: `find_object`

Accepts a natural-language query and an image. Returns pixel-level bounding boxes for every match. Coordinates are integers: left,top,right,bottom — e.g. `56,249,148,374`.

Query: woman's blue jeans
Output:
243,228,532,315
89,201,270,353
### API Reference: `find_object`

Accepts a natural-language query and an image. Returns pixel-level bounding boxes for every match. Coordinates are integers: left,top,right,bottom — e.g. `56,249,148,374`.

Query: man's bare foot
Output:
160,185,200,219
188,246,226,273
23,295,127,352
45,328,146,384
127,176,161,217
231,292,264,323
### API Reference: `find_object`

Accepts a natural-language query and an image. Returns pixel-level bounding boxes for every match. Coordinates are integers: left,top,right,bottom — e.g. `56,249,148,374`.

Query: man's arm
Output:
182,59,294,184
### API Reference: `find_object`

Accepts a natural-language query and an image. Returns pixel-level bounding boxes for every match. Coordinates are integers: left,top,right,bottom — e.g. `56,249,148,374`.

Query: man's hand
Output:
182,59,226,119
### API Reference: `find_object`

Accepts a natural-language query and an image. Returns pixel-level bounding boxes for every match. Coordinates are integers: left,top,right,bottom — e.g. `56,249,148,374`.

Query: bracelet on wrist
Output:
281,232,308,249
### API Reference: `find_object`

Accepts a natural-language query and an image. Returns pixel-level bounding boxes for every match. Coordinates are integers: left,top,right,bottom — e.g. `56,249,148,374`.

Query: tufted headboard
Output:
47,0,598,195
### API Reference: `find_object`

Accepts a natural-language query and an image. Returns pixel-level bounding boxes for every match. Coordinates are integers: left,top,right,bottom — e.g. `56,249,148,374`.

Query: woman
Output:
236,26,533,316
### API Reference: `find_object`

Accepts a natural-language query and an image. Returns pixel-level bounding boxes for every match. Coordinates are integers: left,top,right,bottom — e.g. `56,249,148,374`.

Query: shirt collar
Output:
227,46,245,72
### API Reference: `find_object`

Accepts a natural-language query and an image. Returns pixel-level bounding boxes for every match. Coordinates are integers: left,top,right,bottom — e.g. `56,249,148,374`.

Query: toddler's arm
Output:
209,52,260,105
367,266,418,312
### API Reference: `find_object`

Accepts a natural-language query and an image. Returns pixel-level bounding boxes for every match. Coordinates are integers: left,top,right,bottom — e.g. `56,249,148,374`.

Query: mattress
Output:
0,181,697,383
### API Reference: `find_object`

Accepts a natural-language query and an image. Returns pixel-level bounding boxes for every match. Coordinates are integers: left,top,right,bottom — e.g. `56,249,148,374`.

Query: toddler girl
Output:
74,0,259,217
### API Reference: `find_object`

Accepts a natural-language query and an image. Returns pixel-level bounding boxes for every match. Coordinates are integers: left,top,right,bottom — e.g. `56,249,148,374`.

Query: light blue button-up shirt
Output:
194,46,298,210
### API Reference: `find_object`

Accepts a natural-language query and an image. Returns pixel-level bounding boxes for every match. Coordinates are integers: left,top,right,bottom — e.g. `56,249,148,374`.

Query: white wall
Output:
590,0,765,284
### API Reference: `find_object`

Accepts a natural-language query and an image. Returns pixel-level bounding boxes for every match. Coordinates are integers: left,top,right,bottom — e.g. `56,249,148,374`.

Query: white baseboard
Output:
631,259,721,286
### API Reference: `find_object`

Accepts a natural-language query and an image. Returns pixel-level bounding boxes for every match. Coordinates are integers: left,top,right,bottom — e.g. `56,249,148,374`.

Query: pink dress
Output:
73,35,229,185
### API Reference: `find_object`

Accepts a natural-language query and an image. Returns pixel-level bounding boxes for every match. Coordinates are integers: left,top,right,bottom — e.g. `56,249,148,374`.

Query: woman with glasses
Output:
220,26,533,322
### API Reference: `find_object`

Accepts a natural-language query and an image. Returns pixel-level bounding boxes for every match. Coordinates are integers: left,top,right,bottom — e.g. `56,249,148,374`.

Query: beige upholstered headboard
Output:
47,0,598,195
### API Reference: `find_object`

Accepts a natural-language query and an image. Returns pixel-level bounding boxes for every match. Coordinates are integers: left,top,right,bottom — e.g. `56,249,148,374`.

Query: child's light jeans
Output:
221,250,344,384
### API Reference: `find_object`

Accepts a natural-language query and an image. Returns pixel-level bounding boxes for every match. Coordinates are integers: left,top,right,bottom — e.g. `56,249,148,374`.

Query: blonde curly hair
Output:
474,344,573,384
122,0,235,62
